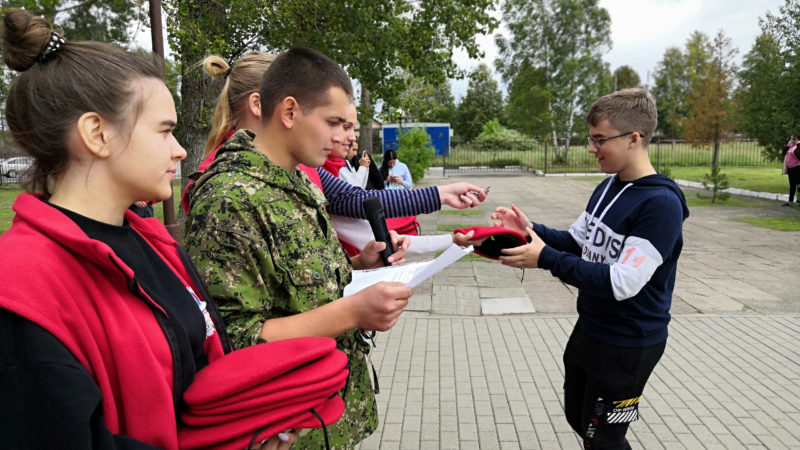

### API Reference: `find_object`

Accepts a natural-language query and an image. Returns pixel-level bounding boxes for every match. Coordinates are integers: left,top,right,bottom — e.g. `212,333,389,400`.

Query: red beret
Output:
178,336,349,449
183,369,349,425
187,347,348,410
180,395,345,449
183,336,337,406
454,226,528,260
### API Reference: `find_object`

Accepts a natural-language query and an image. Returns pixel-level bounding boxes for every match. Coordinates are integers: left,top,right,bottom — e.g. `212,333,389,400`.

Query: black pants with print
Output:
563,325,666,449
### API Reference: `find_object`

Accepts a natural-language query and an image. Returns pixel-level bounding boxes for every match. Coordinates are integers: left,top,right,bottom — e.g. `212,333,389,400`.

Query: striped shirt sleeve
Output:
318,168,440,219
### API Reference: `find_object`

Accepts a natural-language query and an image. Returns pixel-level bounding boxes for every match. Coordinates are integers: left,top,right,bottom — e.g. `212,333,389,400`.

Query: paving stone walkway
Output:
355,174,800,449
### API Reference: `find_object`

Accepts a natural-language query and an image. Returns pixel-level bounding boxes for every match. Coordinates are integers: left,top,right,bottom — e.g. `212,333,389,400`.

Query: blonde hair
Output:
586,88,658,147
202,51,277,156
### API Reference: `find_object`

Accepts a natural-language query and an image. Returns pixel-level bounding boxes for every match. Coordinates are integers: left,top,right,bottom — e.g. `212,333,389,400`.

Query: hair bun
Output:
202,55,230,79
1,8,54,72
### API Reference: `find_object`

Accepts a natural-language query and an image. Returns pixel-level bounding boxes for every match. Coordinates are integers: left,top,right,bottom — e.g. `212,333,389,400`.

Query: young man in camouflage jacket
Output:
183,48,412,448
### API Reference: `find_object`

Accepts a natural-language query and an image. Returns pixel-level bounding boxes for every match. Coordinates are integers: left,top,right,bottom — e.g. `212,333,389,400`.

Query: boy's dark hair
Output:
586,88,658,147
1,8,164,195
259,47,353,121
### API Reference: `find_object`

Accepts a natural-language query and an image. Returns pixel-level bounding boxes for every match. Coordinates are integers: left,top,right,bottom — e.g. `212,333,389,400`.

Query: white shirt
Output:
338,160,369,189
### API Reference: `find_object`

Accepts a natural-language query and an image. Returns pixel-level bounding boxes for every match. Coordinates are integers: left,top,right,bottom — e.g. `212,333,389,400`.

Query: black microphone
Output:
363,197,394,266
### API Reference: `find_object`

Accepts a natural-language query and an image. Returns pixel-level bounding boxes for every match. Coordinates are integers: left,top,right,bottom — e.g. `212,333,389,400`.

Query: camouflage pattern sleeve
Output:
183,194,279,349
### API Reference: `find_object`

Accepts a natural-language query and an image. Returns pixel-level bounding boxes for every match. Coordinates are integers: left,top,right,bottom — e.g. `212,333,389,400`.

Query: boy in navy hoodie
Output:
493,88,689,449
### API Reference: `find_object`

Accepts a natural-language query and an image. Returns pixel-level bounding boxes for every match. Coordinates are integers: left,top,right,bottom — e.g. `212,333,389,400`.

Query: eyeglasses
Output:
587,131,635,149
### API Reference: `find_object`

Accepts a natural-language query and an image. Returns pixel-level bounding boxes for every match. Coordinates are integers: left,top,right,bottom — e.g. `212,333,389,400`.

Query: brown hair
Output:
259,47,353,122
202,51,277,156
1,8,164,195
586,88,658,147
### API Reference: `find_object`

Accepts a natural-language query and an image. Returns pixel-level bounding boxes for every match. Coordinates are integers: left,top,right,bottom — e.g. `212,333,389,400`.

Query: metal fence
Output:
434,139,775,175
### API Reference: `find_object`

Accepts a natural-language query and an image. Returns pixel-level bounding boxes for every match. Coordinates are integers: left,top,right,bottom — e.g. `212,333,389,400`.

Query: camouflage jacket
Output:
183,130,378,447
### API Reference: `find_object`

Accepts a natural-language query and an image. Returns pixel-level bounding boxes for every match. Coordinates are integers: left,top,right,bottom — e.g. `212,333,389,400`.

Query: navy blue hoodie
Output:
536,174,689,347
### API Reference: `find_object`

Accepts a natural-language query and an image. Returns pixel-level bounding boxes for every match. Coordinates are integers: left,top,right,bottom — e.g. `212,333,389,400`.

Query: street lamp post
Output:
396,108,405,133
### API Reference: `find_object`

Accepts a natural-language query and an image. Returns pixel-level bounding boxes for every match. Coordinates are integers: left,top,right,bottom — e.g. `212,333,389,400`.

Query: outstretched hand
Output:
438,182,489,209
491,204,531,235
499,227,546,269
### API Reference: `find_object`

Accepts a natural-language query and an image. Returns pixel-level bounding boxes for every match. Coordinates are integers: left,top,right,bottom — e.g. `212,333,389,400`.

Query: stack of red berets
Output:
179,336,349,449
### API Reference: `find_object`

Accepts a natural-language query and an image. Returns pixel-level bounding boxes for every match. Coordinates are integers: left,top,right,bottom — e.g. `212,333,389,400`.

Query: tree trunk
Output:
180,71,222,192
176,0,226,222
359,87,375,155
560,65,581,161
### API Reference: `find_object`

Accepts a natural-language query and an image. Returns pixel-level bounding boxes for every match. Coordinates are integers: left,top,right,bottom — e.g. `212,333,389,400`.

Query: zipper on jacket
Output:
108,254,183,415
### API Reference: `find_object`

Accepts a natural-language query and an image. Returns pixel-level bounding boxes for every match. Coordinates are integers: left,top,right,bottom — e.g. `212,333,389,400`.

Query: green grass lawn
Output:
683,194,768,208
668,167,786,194
438,209,484,215
572,167,787,195
732,216,800,231
0,185,20,232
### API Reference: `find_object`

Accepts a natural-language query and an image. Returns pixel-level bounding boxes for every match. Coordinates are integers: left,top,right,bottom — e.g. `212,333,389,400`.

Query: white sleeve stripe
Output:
568,211,589,246
609,236,663,301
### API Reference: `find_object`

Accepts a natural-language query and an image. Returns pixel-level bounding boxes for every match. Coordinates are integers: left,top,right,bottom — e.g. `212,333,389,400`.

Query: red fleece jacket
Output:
0,193,226,449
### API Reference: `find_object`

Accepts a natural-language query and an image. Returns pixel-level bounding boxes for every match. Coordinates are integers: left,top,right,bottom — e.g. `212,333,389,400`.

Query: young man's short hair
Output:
259,47,353,121
587,88,658,147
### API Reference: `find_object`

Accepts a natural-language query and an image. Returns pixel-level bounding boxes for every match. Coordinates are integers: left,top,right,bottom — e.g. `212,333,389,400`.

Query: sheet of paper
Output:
343,244,473,296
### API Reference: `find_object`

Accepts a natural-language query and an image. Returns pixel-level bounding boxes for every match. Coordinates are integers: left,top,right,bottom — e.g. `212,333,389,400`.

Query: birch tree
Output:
496,0,611,161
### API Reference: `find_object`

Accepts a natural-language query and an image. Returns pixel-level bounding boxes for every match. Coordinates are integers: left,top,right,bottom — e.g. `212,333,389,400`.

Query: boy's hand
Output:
350,281,412,331
452,230,488,247
353,230,409,269
438,182,488,209
492,204,532,235
499,227,546,269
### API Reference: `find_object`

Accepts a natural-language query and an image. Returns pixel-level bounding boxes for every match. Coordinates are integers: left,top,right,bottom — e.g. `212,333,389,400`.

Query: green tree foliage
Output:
651,47,688,138
684,30,737,168
454,64,504,142
504,63,551,140
0,0,147,153
612,65,640,90
1,0,148,43
651,32,713,139
391,76,456,124
496,0,611,161
473,118,536,152
735,0,800,161
162,0,497,181
397,128,435,182
702,164,731,203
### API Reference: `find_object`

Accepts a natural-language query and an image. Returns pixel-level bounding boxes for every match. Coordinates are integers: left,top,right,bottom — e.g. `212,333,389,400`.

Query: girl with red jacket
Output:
0,9,296,449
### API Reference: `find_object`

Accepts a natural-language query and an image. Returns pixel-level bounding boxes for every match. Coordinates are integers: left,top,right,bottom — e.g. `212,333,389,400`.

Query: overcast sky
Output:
450,0,786,101
134,1,786,108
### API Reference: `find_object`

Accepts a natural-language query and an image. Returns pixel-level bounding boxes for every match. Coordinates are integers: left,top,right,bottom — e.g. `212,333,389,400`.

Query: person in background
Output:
340,140,370,188
322,103,477,257
128,201,155,218
352,140,385,190
781,133,800,205
380,148,413,190
0,9,296,449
